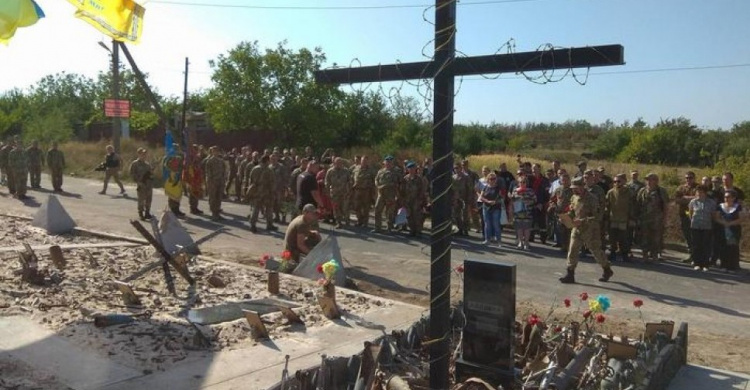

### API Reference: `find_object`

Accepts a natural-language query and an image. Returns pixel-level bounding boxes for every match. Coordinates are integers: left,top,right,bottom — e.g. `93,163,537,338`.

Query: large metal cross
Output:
314,1,624,388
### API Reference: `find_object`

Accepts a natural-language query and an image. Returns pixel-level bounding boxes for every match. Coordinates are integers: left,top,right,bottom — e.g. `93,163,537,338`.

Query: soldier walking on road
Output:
128,148,154,221
636,173,669,263
247,155,277,233
204,146,227,221
8,138,28,199
351,155,375,227
99,145,126,195
46,141,65,192
373,155,400,233
559,177,614,284
26,140,44,189
325,157,352,228
401,161,428,236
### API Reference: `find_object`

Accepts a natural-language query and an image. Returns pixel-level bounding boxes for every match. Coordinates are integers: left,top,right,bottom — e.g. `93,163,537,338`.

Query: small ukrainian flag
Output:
0,0,45,45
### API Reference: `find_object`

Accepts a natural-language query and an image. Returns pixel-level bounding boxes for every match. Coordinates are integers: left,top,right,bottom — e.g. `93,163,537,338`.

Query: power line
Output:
148,0,546,10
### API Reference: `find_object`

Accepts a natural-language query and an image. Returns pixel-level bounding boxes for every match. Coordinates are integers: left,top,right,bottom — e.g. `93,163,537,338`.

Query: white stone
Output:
292,235,347,286
31,195,76,235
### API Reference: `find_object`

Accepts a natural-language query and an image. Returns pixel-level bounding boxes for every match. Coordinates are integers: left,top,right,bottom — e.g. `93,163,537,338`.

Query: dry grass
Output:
63,139,165,182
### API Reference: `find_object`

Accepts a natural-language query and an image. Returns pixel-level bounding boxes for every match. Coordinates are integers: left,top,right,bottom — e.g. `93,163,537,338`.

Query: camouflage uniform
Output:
636,185,669,261
101,152,125,194
586,182,606,249
246,162,276,231
25,145,44,189
129,158,154,219
351,163,376,227
605,185,635,260
373,166,400,231
46,147,65,192
234,153,248,201
400,172,428,235
8,145,28,198
452,171,473,235
0,143,13,191
271,160,291,222
325,165,352,227
204,154,227,219
566,190,611,270
464,168,481,231
224,151,238,197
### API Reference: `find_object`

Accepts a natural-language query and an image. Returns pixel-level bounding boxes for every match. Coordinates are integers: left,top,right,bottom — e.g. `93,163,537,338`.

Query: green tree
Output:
206,40,344,148
22,107,74,143
0,88,30,138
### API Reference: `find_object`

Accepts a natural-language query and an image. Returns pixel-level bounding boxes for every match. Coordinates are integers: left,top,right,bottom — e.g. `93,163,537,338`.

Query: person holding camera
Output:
98,145,125,195
129,148,154,220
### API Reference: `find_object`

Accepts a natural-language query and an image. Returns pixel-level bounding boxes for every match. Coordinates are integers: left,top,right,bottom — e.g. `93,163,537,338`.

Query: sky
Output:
1,0,749,130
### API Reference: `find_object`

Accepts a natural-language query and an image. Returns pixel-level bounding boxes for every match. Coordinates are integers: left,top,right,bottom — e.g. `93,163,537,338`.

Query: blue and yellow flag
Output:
0,0,45,45
66,0,145,43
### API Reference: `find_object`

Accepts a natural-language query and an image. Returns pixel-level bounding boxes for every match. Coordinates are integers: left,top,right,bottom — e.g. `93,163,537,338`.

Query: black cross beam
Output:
314,1,624,388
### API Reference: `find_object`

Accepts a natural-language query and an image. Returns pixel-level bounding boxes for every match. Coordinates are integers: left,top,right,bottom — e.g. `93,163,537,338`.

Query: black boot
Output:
266,224,278,232
559,268,576,284
143,211,153,220
599,266,614,282
249,225,258,233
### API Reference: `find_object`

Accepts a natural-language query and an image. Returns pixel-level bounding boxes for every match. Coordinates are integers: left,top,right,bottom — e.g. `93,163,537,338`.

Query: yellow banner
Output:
66,0,145,43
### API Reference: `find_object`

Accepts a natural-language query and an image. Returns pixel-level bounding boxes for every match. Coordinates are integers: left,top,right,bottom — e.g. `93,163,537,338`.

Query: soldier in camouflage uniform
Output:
128,148,154,221
325,157,352,228
246,155,277,233
400,161,428,236
462,160,481,232
584,169,606,250
605,173,635,262
452,162,474,236
8,139,28,199
224,147,238,198
46,141,65,192
1,139,14,193
352,155,376,227
559,177,614,284
636,173,669,262
288,157,309,220
26,140,44,189
204,146,227,221
234,147,249,202
549,173,574,252
270,152,290,223
373,155,400,233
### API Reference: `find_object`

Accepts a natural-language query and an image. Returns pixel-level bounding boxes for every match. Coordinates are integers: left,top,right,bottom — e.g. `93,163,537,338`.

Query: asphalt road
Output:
1,173,748,338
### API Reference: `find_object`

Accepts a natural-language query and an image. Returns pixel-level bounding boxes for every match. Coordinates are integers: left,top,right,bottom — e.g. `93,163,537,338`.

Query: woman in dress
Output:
508,171,537,250
714,189,744,272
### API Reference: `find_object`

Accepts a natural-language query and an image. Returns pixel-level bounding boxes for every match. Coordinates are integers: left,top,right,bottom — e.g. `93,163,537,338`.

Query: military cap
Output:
571,177,585,188
302,203,317,213
583,169,594,175
384,155,394,161
645,172,659,180
577,160,587,167
597,166,606,172
406,161,417,168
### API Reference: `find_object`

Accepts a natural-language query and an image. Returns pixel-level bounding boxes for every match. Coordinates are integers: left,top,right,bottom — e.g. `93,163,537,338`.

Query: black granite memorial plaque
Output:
455,258,516,387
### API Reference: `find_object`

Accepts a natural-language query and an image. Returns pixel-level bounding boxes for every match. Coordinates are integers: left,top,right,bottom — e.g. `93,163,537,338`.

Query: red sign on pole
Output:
104,99,131,118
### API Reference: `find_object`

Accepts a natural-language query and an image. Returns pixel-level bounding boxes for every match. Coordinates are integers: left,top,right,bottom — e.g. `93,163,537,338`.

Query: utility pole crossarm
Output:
314,44,624,84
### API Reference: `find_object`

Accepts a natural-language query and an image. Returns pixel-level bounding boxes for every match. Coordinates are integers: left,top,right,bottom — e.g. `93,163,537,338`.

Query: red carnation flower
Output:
316,263,324,274
258,258,267,267
582,310,592,319
633,299,644,308
528,314,540,326
579,292,589,301
596,313,606,323
563,298,571,308
554,326,562,333
455,264,464,274
262,254,271,261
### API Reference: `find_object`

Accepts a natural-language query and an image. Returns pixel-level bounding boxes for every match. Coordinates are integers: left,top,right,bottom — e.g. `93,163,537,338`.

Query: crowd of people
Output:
1,138,745,281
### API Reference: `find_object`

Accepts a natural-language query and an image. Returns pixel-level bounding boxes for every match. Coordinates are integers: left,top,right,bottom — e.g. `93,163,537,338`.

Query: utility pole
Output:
111,39,121,153
181,57,189,146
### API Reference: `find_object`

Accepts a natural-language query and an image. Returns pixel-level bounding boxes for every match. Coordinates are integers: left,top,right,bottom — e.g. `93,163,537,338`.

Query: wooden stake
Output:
267,271,279,295
243,310,269,340
49,245,66,270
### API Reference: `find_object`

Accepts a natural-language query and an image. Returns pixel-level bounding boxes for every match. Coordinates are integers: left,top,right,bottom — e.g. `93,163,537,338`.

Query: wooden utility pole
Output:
181,57,189,144
314,1,624,388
